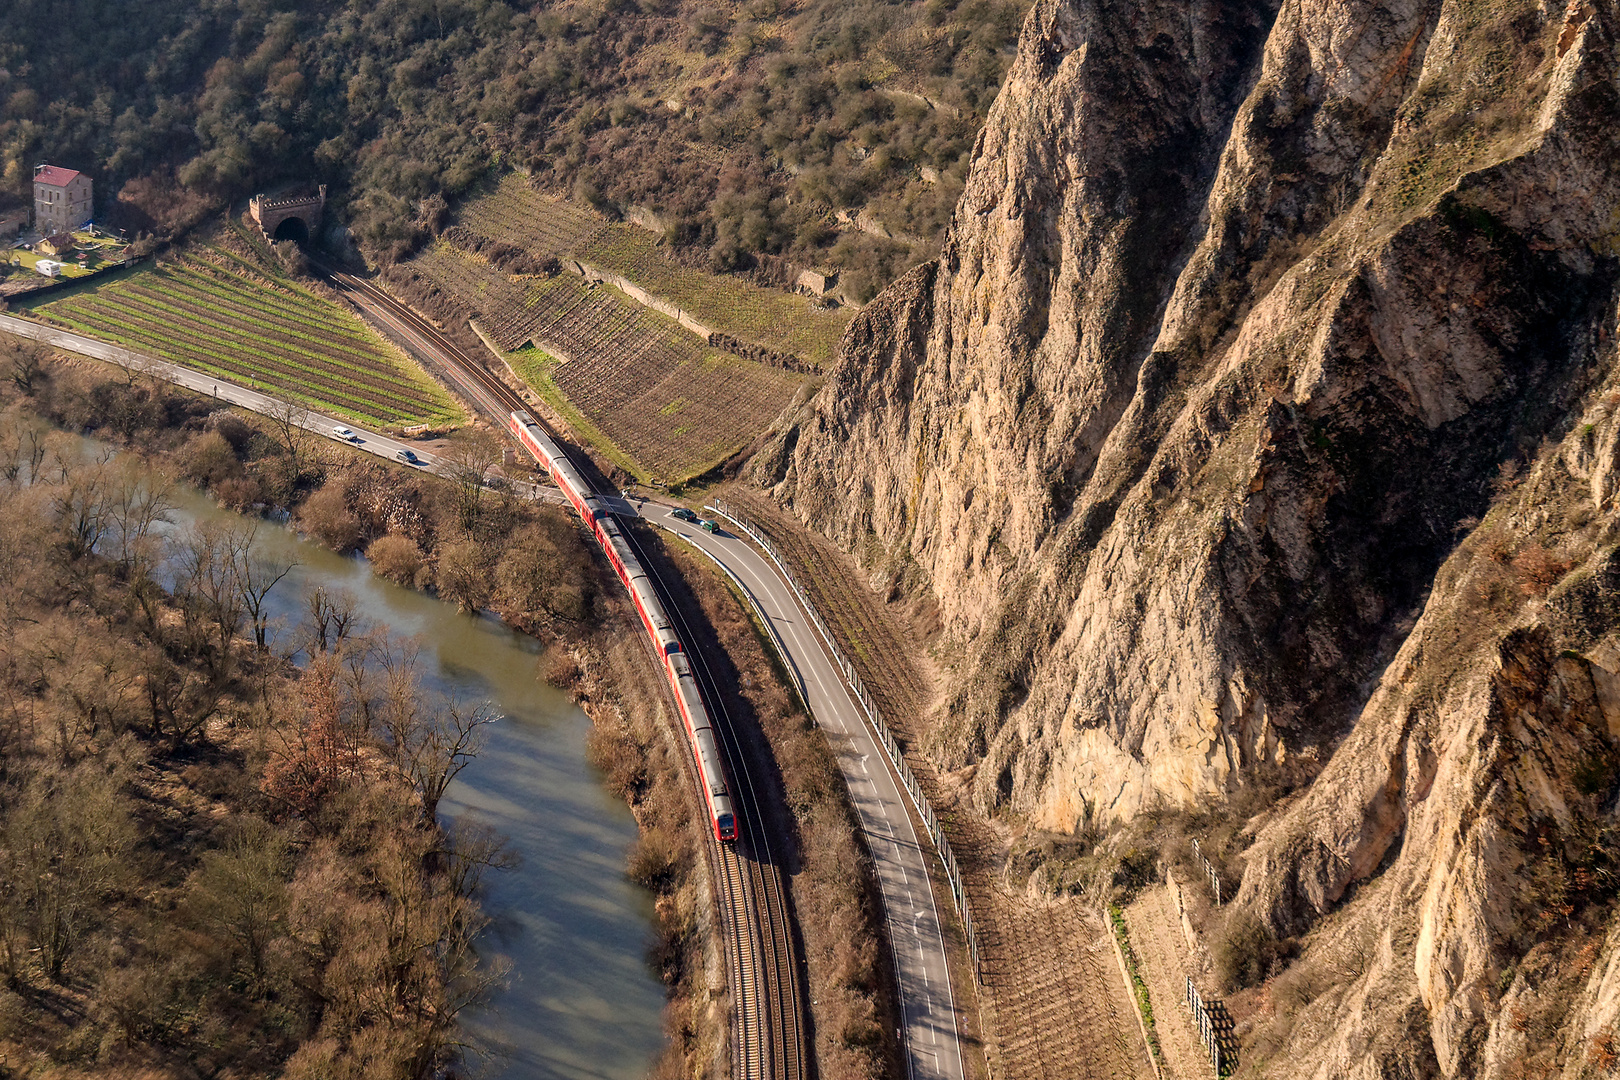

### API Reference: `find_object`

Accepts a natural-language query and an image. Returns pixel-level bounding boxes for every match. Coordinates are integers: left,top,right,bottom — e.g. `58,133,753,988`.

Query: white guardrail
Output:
707,501,981,980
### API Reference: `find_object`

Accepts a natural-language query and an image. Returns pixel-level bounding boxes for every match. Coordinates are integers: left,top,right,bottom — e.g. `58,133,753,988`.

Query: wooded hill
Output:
0,0,1024,297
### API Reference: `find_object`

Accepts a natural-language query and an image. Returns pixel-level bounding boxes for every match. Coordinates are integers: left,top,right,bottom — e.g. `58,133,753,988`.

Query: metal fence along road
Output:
708,501,982,981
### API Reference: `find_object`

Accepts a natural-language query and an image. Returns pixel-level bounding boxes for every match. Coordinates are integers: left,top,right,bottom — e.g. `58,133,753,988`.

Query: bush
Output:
627,826,683,889
366,533,423,586
1214,909,1286,991
214,474,265,511
179,430,241,488
299,483,362,553
436,538,494,612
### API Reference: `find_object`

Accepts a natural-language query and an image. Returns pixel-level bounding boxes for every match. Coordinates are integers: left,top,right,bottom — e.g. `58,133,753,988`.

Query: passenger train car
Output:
508,411,738,842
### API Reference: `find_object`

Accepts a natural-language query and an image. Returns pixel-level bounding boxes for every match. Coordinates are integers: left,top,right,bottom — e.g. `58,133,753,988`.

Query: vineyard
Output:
402,242,806,483
21,251,464,429
458,176,853,369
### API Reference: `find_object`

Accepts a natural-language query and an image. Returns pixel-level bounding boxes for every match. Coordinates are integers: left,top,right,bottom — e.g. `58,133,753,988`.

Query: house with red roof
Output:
33,165,93,234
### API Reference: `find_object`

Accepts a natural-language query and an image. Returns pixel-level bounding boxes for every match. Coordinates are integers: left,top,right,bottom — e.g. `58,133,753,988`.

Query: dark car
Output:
672,508,698,523
699,519,720,534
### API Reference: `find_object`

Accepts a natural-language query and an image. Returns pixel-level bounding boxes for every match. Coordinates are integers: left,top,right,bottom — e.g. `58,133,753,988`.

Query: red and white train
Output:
508,411,738,842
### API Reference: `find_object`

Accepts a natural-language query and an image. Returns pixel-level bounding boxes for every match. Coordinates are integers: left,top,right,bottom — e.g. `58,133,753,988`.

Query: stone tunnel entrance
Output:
272,216,310,243
250,186,325,245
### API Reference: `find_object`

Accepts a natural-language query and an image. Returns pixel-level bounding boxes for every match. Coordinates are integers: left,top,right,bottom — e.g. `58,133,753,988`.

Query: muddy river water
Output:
162,484,667,1080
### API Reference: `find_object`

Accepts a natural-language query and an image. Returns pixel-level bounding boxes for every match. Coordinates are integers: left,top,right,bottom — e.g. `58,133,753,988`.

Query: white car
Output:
332,425,356,441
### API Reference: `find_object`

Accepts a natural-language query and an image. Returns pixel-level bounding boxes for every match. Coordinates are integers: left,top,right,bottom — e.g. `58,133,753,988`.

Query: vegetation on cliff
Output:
749,0,1620,1073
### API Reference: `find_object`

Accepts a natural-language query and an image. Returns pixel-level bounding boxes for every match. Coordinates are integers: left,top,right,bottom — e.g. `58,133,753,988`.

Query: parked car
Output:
332,425,356,441
672,508,698,523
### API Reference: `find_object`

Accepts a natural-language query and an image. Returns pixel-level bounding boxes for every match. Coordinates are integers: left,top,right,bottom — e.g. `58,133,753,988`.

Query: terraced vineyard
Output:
459,176,854,369
403,242,805,483
22,252,464,429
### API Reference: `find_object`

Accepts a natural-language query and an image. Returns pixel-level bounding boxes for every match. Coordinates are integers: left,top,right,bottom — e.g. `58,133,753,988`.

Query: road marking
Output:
670,522,966,1080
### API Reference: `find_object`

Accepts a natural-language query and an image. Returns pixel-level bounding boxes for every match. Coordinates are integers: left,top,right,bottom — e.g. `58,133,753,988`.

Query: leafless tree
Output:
231,524,297,651
306,585,360,655
106,455,176,576
4,338,46,394
440,428,501,532
48,450,113,561
107,343,150,388
371,641,497,822
176,519,249,681
440,818,519,900
265,396,317,489
184,819,291,992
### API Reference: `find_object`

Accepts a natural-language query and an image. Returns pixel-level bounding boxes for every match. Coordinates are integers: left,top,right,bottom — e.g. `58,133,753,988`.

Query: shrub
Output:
1214,908,1285,990
435,537,494,612
299,483,362,553
214,474,264,511
366,533,423,586
627,826,683,889
179,430,242,488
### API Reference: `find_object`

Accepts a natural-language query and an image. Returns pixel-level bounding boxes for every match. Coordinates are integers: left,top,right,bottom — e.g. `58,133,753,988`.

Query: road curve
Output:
643,504,968,1080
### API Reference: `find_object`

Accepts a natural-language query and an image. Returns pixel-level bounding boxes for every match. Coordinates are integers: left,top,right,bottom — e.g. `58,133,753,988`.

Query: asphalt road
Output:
3,309,958,1074
0,313,567,505
641,502,967,1080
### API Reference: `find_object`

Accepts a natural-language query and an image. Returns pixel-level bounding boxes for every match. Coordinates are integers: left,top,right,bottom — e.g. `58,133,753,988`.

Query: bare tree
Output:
106,456,176,574
0,411,44,488
48,451,112,561
4,338,46,394
107,343,150,389
371,643,497,822
183,819,291,992
176,520,249,681
440,818,519,900
440,429,501,533
265,396,317,490
306,585,360,655
232,524,297,651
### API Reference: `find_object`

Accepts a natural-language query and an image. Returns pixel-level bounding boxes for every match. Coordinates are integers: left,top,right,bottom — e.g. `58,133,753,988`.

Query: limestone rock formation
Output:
751,0,1620,1072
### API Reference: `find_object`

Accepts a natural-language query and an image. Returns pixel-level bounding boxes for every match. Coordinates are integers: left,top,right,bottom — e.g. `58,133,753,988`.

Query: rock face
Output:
753,0,1620,1073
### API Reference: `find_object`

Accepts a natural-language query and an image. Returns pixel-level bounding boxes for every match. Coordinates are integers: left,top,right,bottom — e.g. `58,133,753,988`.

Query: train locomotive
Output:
508,411,738,843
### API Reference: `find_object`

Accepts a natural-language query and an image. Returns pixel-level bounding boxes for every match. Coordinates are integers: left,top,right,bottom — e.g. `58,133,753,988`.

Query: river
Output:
164,484,668,1080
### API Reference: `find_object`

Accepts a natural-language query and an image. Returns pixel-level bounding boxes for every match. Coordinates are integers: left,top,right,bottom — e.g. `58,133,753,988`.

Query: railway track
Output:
320,265,806,1080
619,516,805,1080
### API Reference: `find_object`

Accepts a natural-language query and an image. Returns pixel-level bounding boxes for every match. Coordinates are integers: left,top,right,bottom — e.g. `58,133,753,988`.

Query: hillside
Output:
748,0,1620,1073
0,0,1024,297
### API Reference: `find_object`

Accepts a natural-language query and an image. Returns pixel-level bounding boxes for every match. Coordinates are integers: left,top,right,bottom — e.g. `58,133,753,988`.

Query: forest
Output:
0,0,1025,296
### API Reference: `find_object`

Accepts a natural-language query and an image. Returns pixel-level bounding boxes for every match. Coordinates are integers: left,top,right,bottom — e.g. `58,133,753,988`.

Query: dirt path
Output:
1124,887,1205,1080
719,488,1158,1080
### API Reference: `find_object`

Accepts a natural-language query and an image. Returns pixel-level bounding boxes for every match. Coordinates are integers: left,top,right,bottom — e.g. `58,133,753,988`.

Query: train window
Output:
717,814,736,839
664,642,682,656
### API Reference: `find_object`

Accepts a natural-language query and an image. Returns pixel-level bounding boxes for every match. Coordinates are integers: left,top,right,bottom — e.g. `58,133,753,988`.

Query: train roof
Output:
693,728,729,797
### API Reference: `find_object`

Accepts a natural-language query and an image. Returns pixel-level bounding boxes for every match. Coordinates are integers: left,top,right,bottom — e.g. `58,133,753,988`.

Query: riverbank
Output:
0,420,497,1077
0,327,900,1080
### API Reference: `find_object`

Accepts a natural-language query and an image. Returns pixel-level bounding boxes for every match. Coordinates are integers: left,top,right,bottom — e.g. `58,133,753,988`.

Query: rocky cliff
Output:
751,0,1620,1072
